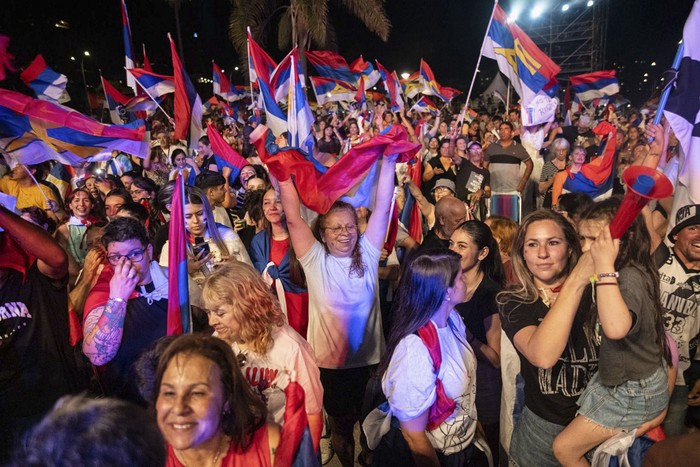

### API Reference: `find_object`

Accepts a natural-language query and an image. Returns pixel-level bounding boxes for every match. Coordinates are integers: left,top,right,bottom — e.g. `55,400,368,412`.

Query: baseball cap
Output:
668,204,700,241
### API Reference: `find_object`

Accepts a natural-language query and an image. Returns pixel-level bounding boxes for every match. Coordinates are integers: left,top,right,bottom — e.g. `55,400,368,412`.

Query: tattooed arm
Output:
82,299,128,365
82,257,140,365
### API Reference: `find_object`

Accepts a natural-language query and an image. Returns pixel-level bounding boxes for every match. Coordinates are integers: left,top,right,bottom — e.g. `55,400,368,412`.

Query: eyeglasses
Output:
130,188,147,196
324,224,357,235
106,248,145,266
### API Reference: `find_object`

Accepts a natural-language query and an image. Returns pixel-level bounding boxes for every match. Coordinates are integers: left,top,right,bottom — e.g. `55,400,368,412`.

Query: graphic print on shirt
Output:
537,326,599,397
0,301,32,347
660,268,700,366
243,365,279,403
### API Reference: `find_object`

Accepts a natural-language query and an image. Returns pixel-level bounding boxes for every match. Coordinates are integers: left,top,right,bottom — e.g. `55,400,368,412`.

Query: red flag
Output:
206,123,248,169
142,44,153,72
169,34,204,147
167,174,191,335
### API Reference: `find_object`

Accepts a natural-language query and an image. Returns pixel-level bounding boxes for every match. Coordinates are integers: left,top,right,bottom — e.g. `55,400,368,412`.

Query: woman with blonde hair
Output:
202,261,324,451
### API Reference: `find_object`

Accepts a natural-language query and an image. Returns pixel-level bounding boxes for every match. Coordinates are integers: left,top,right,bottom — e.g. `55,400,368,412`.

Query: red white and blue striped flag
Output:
101,75,130,124
0,88,148,166
212,60,233,100
570,70,620,102
20,55,70,103
121,0,137,96
376,61,404,112
169,33,204,148
664,0,700,208
167,173,191,335
127,68,175,98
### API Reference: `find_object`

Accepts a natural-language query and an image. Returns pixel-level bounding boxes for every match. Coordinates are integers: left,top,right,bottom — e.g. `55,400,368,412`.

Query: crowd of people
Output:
0,97,698,467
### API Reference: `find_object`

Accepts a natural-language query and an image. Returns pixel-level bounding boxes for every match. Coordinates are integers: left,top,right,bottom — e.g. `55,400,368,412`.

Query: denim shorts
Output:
509,406,564,467
577,366,669,431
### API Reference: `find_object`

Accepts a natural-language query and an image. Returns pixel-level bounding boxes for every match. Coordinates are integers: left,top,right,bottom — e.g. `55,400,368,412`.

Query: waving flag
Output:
376,61,404,112
247,28,277,86
127,68,174,98
482,5,560,111
275,382,319,467
287,54,314,148
570,70,620,102
553,121,617,203
419,59,448,102
309,76,357,105
0,88,148,166
271,47,306,103
101,75,130,124
665,0,700,206
355,76,366,106
206,123,247,170
256,68,288,136
121,0,137,96
212,60,233,100
350,55,380,88
305,50,356,84
401,71,423,99
167,173,191,335
142,44,153,72
169,33,204,148
20,55,70,103
251,123,420,214
411,96,439,116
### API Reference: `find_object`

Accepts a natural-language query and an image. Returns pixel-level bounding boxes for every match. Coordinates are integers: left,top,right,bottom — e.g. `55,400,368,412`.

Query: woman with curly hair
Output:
202,261,323,451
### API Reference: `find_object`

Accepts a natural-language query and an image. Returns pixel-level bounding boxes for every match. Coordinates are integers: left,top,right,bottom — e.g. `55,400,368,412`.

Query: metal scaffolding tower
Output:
521,0,609,80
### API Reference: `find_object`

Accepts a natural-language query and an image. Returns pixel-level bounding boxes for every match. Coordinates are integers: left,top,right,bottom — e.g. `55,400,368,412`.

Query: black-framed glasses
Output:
106,248,145,266
324,224,357,235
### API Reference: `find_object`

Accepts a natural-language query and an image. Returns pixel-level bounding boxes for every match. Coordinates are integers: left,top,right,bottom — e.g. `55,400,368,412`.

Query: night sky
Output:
1,0,694,109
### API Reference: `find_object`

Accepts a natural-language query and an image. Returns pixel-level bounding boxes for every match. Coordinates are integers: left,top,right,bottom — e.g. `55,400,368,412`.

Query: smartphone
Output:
192,242,211,258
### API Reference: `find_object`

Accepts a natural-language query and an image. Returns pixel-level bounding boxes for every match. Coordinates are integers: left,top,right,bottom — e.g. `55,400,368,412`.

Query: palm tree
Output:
228,0,391,72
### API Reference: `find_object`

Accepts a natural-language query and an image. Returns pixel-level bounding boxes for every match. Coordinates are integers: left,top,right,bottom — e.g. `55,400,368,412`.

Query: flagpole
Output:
506,81,511,113
126,67,173,120
459,0,499,125
652,43,684,126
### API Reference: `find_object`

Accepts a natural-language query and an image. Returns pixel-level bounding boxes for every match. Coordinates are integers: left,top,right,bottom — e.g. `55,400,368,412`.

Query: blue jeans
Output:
509,407,564,467
662,385,690,437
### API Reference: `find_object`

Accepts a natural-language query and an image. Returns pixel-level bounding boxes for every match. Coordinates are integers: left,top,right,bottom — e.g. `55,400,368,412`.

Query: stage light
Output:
587,0,594,6
562,4,570,11
401,72,410,80
651,62,657,66
531,3,545,19
509,3,523,22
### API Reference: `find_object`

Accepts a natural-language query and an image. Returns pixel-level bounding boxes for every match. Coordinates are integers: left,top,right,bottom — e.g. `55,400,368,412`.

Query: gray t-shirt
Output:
484,141,531,192
598,265,664,386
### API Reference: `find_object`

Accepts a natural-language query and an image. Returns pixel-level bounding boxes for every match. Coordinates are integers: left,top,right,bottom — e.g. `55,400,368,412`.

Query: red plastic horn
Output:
609,166,674,238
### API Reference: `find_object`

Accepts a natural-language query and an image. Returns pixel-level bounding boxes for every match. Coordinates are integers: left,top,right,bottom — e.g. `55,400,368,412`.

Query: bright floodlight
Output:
234,66,239,71
531,3,545,19
509,3,523,22
70,56,76,61
587,0,594,6
83,51,90,57
562,4,570,11
401,72,410,80
651,62,657,66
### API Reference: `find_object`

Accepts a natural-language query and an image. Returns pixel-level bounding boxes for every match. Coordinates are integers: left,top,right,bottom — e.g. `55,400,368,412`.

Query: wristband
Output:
108,297,127,303
594,282,618,287
596,272,619,281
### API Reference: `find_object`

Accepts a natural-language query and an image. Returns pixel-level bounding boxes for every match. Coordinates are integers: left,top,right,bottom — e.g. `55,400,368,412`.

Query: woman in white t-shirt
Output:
202,261,324,452
366,249,488,466
278,152,397,467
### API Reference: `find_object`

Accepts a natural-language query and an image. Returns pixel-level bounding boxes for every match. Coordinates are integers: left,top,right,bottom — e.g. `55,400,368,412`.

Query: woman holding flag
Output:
278,145,398,467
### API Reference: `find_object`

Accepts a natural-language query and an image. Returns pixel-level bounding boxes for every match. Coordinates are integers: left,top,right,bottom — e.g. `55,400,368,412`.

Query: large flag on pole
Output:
0,88,148,166
247,28,277,86
127,68,175,98
169,33,204,148
665,0,700,208
350,55,380,88
305,50,356,84
101,75,130,124
212,60,233,100
309,76,357,105
376,61,404,112
167,173,191,335
121,0,137,96
482,4,560,120
20,55,70,104
419,59,450,103
287,54,314,148
570,70,620,102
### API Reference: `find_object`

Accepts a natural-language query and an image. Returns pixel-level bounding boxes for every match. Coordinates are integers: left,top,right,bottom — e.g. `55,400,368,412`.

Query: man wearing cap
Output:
456,141,490,221
484,122,533,195
654,204,700,436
